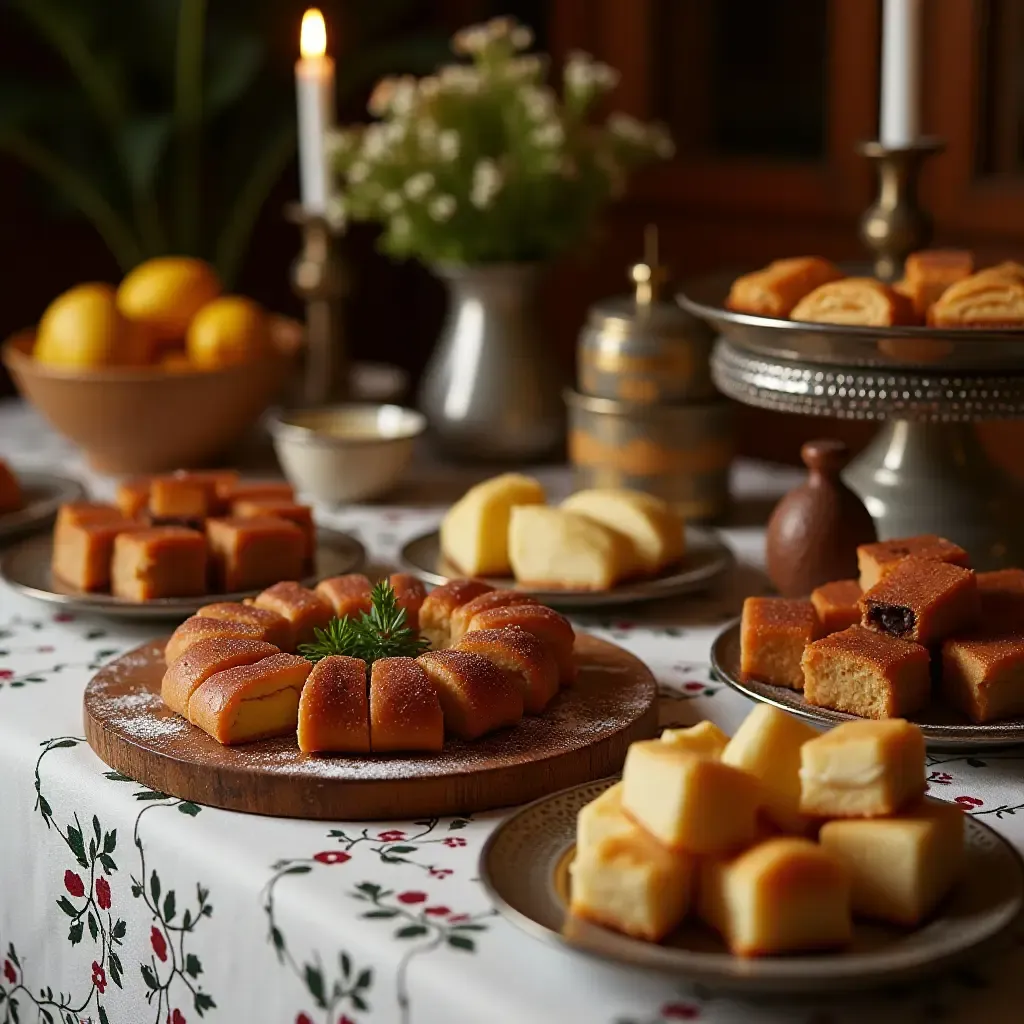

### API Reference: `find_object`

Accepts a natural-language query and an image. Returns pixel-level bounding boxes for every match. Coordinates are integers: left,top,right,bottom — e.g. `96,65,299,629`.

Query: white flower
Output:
417,118,438,148
369,75,417,117
347,161,370,184
471,158,502,209
607,112,648,144
391,214,411,237
437,129,460,162
391,77,418,117
510,25,533,50
439,64,482,94
383,121,407,146
429,194,456,222
532,121,564,148
505,55,545,81
419,75,441,99
404,172,435,200
565,50,619,96
380,192,403,214
361,124,389,159
324,130,352,160
452,25,490,55
521,85,555,122
325,195,347,231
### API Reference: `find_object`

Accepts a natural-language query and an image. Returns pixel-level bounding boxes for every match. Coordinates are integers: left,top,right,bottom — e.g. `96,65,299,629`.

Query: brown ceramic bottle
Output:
765,439,877,597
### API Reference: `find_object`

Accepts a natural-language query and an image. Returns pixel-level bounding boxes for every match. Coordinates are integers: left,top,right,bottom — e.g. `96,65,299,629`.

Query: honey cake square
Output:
740,597,817,690
977,569,1024,634
859,557,979,645
811,580,862,635
148,476,208,522
942,633,1024,723
856,535,969,592
171,470,239,515
115,476,152,519
206,516,305,593
51,515,148,591
110,527,207,601
801,625,931,719
799,719,926,818
232,498,316,565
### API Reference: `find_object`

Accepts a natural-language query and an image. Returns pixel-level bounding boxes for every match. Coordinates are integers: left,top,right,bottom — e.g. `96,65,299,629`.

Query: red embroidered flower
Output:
91,961,106,994
95,877,111,910
429,867,452,878
929,772,953,784
151,926,168,962
0,670,12,680
37,645,54,653
442,836,467,848
614,621,635,631
448,913,469,923
167,1011,186,1024
338,1017,356,1024
397,891,427,904
955,795,984,809
662,1003,700,1019
296,1014,314,1024
683,681,705,692
424,905,451,916
3,959,15,983
64,870,85,897
313,851,351,865
378,830,406,842
53,612,75,623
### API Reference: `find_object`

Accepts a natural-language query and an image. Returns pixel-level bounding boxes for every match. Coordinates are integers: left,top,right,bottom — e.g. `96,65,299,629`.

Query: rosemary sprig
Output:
298,580,429,668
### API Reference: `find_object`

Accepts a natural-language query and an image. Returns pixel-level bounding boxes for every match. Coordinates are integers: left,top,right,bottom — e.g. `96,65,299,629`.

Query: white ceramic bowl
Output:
269,404,426,504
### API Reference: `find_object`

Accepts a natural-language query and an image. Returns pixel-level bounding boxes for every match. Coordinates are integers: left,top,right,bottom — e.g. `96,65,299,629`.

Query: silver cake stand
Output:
679,274,1024,570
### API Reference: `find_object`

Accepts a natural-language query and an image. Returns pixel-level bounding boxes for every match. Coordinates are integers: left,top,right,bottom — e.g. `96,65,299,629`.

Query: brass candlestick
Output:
857,138,945,281
288,204,348,405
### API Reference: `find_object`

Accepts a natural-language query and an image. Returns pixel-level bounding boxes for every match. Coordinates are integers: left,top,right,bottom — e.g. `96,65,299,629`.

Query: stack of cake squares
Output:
569,709,964,955
740,534,1024,723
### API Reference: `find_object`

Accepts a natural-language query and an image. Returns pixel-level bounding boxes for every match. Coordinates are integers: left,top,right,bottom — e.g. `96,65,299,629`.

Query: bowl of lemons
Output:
2,258,300,473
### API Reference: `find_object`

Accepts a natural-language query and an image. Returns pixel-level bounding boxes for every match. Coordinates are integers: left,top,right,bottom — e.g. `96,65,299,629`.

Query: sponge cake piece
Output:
659,720,729,759
440,473,545,576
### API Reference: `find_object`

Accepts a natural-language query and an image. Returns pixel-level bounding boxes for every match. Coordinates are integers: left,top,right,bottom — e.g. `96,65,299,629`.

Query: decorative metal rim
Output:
711,340,1024,422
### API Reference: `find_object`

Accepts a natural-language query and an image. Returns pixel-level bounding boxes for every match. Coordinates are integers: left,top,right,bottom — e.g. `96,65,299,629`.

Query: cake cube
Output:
164,615,269,663
576,783,636,851
52,502,126,578
721,705,819,833
216,479,294,508
977,569,1024,634
233,498,316,565
698,838,851,957
110,527,207,601
811,580,862,635
819,800,964,926
254,581,334,649
52,515,148,591
857,534,969,592
115,476,151,519
171,469,239,514
860,557,979,645
316,574,373,620
621,741,762,854
195,601,293,651
942,634,1024,723
206,516,305,593
389,573,427,630
297,655,370,754
801,625,931,719
148,476,208,522
0,459,22,513
187,652,311,745
569,832,694,942
799,719,926,817
739,597,818,690
659,720,729,759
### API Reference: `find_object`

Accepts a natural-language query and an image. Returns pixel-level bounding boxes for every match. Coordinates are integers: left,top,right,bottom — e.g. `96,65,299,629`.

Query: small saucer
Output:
0,471,85,543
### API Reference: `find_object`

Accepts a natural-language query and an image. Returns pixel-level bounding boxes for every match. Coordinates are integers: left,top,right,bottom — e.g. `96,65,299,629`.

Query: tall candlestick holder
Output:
856,137,945,281
288,204,348,405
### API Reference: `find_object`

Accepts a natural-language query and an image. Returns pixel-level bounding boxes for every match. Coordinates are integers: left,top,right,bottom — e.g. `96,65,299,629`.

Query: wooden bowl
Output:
2,319,300,474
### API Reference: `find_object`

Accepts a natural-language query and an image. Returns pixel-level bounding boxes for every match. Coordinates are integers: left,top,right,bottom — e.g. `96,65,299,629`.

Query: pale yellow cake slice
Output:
561,488,685,576
440,473,545,576
659,720,729,759
508,506,631,591
576,783,637,852
698,838,852,957
819,799,964,926
721,705,819,833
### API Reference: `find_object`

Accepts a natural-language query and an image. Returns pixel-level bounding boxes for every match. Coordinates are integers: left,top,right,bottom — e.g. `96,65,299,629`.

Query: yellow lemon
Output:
186,296,270,368
34,283,146,368
117,256,222,343
160,351,196,373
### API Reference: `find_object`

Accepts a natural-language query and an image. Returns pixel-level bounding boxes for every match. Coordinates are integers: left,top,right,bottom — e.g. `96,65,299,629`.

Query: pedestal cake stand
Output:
679,274,1024,570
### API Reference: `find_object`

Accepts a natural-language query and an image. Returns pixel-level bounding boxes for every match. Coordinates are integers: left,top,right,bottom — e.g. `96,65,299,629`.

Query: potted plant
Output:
329,16,673,461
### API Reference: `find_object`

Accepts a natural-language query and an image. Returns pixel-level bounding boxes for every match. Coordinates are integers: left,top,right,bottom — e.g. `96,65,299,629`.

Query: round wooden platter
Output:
83,634,658,821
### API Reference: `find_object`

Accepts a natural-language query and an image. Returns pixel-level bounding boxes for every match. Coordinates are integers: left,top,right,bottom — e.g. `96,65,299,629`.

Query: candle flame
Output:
300,9,327,58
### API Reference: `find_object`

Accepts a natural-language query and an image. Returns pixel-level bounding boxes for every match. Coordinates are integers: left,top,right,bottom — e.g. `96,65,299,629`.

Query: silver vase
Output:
417,263,564,462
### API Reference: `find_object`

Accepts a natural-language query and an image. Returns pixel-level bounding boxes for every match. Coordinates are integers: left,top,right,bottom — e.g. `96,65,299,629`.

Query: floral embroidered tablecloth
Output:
2,401,1024,1024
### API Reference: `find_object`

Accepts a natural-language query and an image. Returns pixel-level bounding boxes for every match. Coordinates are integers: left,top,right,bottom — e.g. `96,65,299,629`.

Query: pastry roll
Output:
453,625,559,713
790,278,915,327
164,615,268,664
254,581,333,648
369,657,444,753
418,579,494,650
161,636,279,716
929,266,1024,327
389,573,427,630
449,590,539,645
316,574,373,620
465,603,576,686
195,601,293,651
297,655,370,753
898,249,973,320
726,257,844,318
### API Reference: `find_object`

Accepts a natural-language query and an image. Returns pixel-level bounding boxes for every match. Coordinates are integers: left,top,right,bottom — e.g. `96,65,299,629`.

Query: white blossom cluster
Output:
327,16,672,264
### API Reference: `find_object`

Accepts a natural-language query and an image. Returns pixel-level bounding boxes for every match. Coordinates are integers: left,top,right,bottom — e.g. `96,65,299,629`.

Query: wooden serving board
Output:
83,634,658,820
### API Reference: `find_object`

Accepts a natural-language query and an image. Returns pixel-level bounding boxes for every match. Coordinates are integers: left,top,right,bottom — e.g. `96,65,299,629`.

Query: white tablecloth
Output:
2,400,1024,1024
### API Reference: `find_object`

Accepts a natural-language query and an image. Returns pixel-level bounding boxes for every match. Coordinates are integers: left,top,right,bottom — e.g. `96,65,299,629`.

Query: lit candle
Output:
296,8,335,214
879,0,922,147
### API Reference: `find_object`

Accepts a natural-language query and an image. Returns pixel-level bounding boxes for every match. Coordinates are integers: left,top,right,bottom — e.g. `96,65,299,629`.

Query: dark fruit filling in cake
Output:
864,601,916,638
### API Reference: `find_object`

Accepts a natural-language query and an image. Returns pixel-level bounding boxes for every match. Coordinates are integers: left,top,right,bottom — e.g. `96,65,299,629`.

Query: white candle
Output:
879,0,922,147
296,8,335,214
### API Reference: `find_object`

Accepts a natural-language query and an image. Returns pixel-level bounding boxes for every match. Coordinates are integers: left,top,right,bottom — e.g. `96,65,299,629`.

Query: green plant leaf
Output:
304,964,326,1009
446,934,475,952
205,35,264,115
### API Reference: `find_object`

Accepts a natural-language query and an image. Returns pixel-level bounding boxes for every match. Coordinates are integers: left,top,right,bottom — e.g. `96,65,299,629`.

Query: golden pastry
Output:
464,603,576,686
389,573,427,630
206,516,305,593
726,257,844,318
164,615,268,664
195,601,293,651
316,574,373,620
232,498,316,565
453,625,559,714
929,266,1024,327
110,527,207,601
790,278,915,326
253,582,333,648
659,721,730,759
418,578,494,650
899,249,974,320
297,655,370,754
51,514,147,592
369,656,444,753
449,590,538,646
160,636,279,716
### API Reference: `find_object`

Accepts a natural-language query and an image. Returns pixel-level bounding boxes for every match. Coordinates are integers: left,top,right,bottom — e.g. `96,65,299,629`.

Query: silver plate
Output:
480,779,1024,995
711,619,1024,751
398,526,735,608
0,472,85,543
678,270,1024,370
0,528,365,620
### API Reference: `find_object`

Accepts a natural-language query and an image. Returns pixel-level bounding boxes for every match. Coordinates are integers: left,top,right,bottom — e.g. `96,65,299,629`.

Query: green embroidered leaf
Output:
201,903,213,917
134,790,169,801
304,964,326,1009
103,771,133,783
130,883,143,898
47,740,79,750
271,926,285,951
111,919,126,940
7,943,19,967
163,890,176,922
37,795,51,819
447,934,475,952
450,923,487,931
385,845,417,854
395,924,428,939
89,838,97,861
182,908,192,929
103,829,117,853
87,912,98,941
99,854,116,875
98,1006,110,1024
67,920,83,945
140,964,158,990
351,992,368,1012
108,949,123,989
340,951,351,978
448,818,470,830
185,953,202,978
8,997,17,1024
356,967,373,989
282,864,312,876
56,896,77,918
92,815,101,845
355,882,381,897
177,801,201,816
66,825,88,867
193,991,216,1015
150,870,160,904
362,909,398,919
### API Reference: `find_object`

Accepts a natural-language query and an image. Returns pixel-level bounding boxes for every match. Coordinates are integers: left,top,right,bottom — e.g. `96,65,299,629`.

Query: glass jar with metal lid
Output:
577,227,716,404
